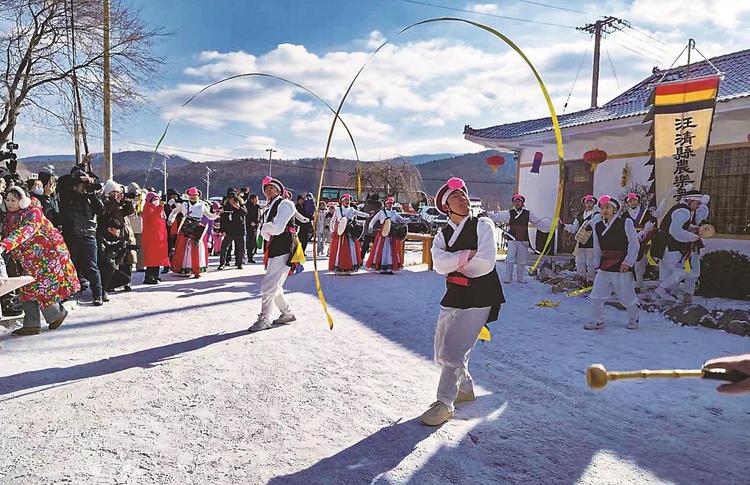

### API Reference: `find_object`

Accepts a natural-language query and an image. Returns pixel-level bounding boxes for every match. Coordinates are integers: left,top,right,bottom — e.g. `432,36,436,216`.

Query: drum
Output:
381,219,392,237
698,224,716,239
390,223,408,241
336,216,349,236
347,220,364,240
179,217,207,242
574,223,592,245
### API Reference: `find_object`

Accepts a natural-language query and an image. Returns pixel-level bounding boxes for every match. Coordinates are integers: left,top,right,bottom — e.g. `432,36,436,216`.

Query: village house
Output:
464,48,750,255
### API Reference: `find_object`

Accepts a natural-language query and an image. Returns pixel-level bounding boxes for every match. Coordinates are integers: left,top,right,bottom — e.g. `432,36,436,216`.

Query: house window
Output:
702,147,750,235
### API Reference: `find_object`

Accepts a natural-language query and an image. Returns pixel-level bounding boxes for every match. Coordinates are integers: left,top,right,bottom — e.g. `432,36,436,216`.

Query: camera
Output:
0,141,18,162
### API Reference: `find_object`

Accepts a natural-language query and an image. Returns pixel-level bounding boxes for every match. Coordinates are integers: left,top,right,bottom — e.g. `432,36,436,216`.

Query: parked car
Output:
417,206,448,234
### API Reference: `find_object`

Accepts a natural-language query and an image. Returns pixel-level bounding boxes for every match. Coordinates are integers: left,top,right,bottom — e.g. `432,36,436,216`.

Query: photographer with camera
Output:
59,167,106,306
218,189,247,270
99,180,136,294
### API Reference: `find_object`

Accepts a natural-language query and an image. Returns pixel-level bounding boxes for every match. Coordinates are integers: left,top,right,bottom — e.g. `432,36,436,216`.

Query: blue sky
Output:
16,0,750,161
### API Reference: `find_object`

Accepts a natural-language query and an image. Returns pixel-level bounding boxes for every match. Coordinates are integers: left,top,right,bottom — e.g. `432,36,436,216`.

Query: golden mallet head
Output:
586,364,609,390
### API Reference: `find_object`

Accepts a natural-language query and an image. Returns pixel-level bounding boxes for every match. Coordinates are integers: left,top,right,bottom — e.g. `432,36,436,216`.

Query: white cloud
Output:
628,0,750,29
367,30,386,49
467,3,500,14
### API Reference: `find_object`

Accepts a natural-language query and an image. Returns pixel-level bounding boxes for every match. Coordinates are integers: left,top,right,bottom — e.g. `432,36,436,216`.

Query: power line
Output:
561,37,591,113
628,24,671,48
510,0,589,15
604,34,664,64
610,25,670,56
396,0,577,29
604,41,620,89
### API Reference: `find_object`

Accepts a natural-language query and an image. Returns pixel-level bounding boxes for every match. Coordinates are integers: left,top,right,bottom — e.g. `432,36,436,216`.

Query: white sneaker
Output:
584,321,605,330
248,317,272,333
626,320,639,330
272,313,296,325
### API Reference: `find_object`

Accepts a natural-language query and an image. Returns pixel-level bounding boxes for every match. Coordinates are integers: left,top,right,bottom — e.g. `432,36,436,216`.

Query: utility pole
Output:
577,16,628,108
203,166,214,199
102,0,113,180
266,148,276,176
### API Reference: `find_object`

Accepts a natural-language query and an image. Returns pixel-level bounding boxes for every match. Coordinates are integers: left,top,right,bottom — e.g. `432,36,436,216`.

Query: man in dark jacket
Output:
245,194,261,264
60,169,106,305
33,171,62,228
218,190,247,270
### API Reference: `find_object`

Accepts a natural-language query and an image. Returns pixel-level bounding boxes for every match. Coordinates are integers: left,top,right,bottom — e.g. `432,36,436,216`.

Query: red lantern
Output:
583,148,608,172
486,155,505,172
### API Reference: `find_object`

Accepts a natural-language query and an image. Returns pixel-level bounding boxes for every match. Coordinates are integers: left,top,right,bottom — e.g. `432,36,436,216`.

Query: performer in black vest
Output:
623,192,657,290
654,190,709,303
487,193,550,283
584,195,640,331
420,177,505,426
563,194,600,284
248,176,297,332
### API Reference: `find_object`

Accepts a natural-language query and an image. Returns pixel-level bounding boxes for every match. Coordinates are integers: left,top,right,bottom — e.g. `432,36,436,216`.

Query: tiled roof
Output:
464,48,750,141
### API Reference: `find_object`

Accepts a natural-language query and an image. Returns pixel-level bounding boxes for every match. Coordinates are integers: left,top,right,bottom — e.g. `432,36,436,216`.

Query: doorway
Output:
558,161,594,254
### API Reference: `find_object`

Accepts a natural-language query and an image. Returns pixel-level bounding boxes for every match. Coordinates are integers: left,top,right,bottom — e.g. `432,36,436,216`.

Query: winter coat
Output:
141,200,170,267
32,193,61,228
60,191,105,238
0,204,80,308
221,200,247,234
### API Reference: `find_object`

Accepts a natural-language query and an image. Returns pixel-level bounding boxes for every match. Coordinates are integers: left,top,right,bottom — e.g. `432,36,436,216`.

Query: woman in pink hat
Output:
365,196,409,274
562,194,600,284
486,193,551,283
328,193,368,274
585,195,640,331
623,192,657,290
420,178,505,426
167,187,220,278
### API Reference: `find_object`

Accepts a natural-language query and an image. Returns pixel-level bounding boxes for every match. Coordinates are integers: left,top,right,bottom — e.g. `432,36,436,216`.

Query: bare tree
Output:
350,156,424,202
0,0,164,145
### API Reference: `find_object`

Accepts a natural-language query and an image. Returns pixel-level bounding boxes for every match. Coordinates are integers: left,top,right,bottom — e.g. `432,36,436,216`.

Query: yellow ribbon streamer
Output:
317,17,566,329
536,299,561,308
646,246,658,266
566,285,593,297
684,257,692,273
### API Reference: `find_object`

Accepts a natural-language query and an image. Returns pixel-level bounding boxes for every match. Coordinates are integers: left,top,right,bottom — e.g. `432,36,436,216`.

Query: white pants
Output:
590,270,639,324
574,247,597,281
434,306,491,410
260,254,291,323
633,256,648,289
505,240,529,282
659,250,700,295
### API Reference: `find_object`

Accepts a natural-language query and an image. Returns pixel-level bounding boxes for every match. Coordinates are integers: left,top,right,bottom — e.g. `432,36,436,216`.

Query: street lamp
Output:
203,166,214,199
153,156,169,196
266,148,277,176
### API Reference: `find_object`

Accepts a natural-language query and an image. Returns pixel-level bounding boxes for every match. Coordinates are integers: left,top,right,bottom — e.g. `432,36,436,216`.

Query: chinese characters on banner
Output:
644,75,720,222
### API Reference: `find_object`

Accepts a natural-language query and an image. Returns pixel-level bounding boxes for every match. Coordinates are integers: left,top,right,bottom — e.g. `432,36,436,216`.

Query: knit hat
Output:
512,193,525,203
435,177,468,215
145,192,161,204
597,194,621,212
38,170,55,187
127,182,142,195
581,194,597,204
262,176,284,195
103,179,123,196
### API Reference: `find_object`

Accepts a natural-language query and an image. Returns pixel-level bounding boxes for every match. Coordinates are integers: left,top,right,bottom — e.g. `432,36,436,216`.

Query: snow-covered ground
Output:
1,254,748,484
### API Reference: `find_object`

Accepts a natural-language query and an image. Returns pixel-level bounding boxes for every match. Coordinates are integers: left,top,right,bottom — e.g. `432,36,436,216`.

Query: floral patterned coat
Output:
1,205,80,308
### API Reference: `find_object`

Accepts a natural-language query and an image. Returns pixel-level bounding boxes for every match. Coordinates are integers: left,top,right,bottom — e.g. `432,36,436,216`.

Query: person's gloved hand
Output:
704,354,750,395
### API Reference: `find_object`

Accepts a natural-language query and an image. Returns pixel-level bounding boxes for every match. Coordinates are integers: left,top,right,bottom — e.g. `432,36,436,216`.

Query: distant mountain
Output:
18,149,517,208
19,151,194,175
418,150,516,210
405,153,463,165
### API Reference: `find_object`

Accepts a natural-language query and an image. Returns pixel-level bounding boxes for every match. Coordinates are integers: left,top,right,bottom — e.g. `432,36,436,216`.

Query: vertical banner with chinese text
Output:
643,75,720,222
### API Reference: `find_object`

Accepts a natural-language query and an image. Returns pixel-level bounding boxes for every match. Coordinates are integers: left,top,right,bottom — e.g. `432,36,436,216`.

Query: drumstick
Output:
586,363,749,390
